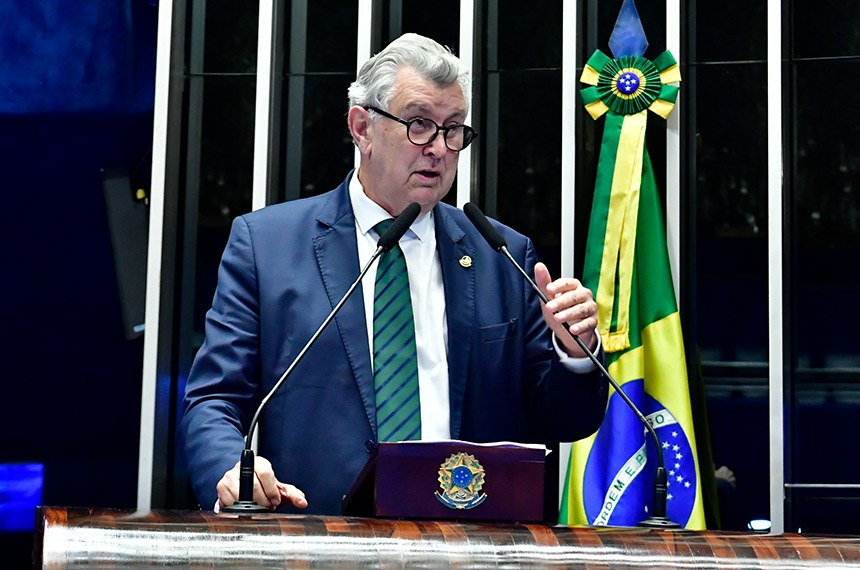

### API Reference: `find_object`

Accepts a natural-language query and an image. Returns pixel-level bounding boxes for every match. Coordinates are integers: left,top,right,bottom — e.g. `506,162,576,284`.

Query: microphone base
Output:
221,500,268,514
637,516,681,529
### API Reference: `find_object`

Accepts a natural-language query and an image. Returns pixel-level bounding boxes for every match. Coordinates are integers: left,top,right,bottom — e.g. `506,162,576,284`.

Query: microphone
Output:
463,202,678,529
223,201,421,513
377,203,420,250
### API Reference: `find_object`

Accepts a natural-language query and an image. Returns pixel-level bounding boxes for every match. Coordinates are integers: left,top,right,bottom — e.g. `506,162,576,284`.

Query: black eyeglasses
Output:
365,106,478,152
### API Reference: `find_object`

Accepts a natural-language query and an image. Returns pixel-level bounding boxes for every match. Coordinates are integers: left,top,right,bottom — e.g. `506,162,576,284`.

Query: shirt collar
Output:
349,170,434,242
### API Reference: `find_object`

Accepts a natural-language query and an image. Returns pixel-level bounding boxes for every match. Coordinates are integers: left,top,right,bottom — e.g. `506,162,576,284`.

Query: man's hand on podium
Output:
216,455,309,510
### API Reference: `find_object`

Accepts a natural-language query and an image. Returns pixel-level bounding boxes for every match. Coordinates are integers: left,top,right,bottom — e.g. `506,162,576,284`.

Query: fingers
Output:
251,456,282,509
546,287,597,336
277,482,309,509
216,456,309,511
534,263,598,354
536,262,592,324
542,279,597,336
534,262,552,294
216,461,242,508
216,459,277,509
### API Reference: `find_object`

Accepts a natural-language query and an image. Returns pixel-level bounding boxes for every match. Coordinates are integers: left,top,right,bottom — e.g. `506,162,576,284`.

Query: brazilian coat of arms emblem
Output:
435,452,487,510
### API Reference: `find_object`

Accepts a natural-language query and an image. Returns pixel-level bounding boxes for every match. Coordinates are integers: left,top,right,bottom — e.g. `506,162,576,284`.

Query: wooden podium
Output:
35,507,860,568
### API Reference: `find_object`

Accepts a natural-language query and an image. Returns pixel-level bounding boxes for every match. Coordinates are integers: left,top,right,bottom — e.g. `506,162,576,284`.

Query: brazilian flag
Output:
558,46,705,529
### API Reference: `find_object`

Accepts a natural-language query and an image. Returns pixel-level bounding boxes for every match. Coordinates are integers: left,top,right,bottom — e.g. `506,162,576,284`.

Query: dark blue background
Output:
0,1,158,565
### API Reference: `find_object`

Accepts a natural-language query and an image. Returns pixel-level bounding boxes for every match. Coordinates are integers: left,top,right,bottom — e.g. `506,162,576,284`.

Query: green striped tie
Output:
372,219,421,442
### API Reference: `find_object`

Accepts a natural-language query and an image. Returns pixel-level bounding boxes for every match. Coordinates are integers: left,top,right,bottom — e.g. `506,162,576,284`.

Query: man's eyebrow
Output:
401,103,467,122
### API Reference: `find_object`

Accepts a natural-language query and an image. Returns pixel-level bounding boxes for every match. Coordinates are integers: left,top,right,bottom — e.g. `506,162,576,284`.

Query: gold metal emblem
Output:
459,255,472,268
435,452,487,510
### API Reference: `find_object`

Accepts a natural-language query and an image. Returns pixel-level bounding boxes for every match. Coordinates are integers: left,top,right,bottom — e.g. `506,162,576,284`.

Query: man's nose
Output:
423,132,449,156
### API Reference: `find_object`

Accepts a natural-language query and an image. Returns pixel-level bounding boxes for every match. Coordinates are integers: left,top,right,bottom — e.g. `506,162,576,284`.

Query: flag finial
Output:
609,0,648,58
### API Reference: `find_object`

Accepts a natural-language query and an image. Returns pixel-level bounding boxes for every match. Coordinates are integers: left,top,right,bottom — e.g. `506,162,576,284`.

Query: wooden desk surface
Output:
35,506,860,568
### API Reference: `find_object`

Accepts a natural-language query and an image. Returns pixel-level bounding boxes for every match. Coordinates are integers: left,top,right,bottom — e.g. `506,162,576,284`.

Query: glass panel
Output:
496,70,562,272
299,74,359,198
792,379,860,485
307,0,358,72
402,0,460,55
379,0,459,54
706,387,771,530
693,62,770,531
691,0,765,62
793,60,860,370
694,63,768,363
786,488,860,534
279,0,356,202
189,75,256,335
195,77,256,225
792,0,860,59
791,60,860,507
498,0,561,69
200,0,259,73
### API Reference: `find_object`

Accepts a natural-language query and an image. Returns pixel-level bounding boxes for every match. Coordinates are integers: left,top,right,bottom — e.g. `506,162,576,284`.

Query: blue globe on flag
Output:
582,379,696,527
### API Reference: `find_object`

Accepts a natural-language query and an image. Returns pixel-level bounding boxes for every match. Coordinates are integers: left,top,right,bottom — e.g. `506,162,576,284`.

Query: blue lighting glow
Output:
0,464,44,531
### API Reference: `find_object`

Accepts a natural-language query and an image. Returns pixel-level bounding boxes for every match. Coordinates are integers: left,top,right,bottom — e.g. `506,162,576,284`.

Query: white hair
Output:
347,33,471,113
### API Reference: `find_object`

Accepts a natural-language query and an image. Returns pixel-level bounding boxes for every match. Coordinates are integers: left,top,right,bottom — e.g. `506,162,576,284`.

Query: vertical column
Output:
252,0,276,211
767,0,785,536
455,0,476,207
246,0,279,452
483,0,500,215
558,0,578,506
560,0,577,279
355,0,373,168
666,0,681,300
284,0,308,202
138,0,176,511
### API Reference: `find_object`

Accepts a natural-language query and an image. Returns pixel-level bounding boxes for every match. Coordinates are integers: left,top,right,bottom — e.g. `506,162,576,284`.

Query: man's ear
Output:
347,106,372,154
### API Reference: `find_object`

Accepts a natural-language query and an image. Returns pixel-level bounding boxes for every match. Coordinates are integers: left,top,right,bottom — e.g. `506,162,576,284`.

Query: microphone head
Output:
464,202,507,251
377,202,421,250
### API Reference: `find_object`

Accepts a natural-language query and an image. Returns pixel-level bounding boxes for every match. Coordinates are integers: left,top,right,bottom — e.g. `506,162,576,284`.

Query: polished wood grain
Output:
35,507,860,568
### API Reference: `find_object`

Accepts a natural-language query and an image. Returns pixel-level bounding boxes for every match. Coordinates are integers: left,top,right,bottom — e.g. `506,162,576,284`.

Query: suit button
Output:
365,440,377,453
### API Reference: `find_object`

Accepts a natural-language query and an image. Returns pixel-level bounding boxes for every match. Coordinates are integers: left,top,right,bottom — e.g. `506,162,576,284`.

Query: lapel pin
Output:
459,255,472,268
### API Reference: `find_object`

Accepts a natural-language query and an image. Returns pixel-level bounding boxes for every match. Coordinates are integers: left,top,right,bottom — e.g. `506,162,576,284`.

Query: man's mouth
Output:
414,170,441,180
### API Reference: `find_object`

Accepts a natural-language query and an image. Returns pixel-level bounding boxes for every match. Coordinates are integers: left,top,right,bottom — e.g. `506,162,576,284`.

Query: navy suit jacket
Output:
181,172,608,514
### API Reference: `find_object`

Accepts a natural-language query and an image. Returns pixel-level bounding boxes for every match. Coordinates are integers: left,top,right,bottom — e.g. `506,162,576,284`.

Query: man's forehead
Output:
399,99,466,116
390,73,466,117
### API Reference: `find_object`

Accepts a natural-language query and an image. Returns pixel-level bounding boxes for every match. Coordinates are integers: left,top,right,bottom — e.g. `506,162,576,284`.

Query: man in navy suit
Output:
181,33,608,514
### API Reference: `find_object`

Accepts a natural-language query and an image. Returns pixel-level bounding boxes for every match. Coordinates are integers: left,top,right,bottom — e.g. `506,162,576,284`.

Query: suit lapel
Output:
313,179,377,435
435,208,476,440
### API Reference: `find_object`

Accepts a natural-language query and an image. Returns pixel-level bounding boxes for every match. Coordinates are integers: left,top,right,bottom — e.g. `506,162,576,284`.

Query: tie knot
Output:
374,218,395,235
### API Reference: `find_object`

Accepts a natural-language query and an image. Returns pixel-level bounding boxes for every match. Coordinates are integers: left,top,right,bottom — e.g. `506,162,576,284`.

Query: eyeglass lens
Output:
407,118,468,151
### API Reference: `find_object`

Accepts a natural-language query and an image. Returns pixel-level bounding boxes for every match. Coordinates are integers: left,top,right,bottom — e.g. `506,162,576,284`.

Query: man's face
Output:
357,67,466,216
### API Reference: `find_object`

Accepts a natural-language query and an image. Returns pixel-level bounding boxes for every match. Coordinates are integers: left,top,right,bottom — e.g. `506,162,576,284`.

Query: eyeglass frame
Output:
364,106,478,152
